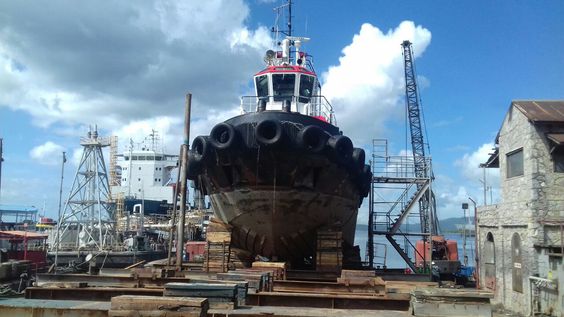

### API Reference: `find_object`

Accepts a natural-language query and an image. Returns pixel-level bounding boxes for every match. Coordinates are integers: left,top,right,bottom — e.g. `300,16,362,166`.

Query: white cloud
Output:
0,0,271,134
29,141,66,166
455,143,499,184
321,21,432,145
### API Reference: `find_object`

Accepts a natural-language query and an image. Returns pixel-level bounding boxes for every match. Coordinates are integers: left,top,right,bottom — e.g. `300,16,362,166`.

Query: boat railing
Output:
240,95,336,125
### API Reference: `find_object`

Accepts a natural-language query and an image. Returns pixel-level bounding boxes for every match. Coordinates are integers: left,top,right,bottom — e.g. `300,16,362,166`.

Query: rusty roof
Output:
513,100,564,123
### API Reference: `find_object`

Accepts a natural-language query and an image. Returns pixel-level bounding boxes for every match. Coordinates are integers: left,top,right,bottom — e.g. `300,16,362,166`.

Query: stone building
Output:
479,100,564,316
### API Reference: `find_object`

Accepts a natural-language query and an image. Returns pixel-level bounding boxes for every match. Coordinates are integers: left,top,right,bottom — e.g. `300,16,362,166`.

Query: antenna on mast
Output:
272,0,293,38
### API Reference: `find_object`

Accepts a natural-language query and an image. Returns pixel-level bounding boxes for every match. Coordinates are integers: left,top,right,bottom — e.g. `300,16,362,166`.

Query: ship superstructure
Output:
111,131,179,216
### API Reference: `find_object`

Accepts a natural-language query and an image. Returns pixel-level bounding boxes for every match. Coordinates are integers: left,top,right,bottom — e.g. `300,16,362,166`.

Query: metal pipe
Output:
176,93,192,270
368,160,374,268
54,151,67,268
469,197,479,288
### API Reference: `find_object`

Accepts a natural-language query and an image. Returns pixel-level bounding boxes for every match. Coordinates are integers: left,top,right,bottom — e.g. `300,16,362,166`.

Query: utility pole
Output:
54,151,67,268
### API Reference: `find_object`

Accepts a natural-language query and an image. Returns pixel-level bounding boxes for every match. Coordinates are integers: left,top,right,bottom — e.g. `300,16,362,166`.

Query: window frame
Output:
272,73,296,102
506,148,524,178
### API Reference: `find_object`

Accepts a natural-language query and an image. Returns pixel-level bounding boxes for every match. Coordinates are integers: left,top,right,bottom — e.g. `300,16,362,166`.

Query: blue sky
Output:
0,0,563,223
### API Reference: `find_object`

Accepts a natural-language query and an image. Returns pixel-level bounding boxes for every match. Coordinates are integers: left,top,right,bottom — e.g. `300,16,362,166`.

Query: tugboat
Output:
188,6,371,267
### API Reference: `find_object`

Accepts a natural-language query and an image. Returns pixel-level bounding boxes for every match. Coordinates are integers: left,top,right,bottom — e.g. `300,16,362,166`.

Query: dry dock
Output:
0,266,495,317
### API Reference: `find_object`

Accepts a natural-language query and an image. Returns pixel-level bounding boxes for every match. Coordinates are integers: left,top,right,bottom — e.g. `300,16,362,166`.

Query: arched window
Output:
511,233,523,292
484,232,496,290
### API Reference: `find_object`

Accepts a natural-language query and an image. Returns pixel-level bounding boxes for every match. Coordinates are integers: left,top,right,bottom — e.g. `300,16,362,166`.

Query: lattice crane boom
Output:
401,40,438,236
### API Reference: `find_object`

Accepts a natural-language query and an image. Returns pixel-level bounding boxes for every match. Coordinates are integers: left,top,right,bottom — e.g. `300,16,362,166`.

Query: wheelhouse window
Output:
272,74,296,101
506,148,523,178
299,75,315,103
255,75,269,98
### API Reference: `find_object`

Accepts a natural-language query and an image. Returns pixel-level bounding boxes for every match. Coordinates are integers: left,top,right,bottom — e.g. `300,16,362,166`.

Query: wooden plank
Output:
340,270,375,278
110,295,207,317
108,310,202,317
337,277,385,287
272,280,385,295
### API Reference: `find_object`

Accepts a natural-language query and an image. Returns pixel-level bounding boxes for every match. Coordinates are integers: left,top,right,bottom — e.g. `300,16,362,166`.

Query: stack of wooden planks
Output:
316,229,343,272
188,278,249,307
216,270,271,293
204,218,233,273
251,262,288,280
108,295,208,317
229,247,254,269
164,282,239,309
336,270,386,294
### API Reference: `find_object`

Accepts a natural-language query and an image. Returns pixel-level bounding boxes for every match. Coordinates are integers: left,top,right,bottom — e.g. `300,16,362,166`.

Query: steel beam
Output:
246,292,410,310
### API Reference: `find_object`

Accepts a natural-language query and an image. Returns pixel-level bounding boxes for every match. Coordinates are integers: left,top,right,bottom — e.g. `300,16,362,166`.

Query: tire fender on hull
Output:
192,135,212,162
327,135,353,165
297,125,328,153
352,148,366,170
186,149,202,180
210,123,239,151
255,119,285,147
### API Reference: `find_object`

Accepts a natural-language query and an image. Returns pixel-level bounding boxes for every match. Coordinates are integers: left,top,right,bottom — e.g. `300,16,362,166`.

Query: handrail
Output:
240,95,336,125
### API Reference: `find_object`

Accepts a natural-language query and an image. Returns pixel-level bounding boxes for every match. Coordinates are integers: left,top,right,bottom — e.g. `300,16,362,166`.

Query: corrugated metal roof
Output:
547,133,564,145
513,100,564,123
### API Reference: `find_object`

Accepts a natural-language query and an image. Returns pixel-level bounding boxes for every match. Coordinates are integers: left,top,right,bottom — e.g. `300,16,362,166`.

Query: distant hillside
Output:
357,216,474,233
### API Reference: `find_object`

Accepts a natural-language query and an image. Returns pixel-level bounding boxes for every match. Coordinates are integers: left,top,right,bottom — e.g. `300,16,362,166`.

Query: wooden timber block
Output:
39,282,89,288
188,279,248,306
164,283,237,297
340,269,376,278
108,310,202,317
110,295,208,317
206,232,232,243
216,271,267,293
251,262,287,280
230,269,273,291
337,276,385,287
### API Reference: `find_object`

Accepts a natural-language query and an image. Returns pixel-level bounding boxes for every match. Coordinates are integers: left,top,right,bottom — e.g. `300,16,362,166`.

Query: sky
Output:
1,0,563,225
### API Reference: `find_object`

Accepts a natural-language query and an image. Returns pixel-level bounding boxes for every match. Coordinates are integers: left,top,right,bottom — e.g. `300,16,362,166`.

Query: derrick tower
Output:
52,127,118,251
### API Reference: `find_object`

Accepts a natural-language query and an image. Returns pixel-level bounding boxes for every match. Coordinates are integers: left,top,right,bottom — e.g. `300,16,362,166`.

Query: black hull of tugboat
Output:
188,111,371,266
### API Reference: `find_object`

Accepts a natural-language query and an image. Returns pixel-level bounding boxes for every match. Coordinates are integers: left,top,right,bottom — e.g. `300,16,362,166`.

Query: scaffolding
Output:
109,135,119,188
368,139,433,271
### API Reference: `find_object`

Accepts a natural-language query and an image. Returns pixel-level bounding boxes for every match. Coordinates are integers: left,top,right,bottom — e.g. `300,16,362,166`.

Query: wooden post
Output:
176,93,192,270
166,145,182,267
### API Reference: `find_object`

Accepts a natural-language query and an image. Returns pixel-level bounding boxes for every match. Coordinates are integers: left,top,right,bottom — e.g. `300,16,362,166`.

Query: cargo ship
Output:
187,14,371,267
